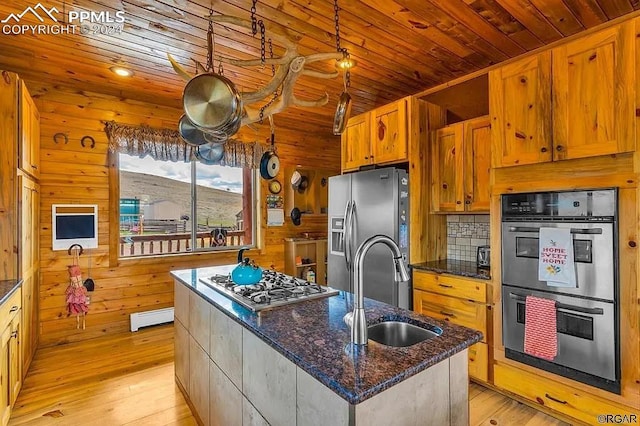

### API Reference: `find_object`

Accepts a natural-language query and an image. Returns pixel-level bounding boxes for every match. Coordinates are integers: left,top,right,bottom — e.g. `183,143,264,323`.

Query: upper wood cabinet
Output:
432,116,491,213
341,112,371,172
490,21,636,168
342,98,408,172
489,51,552,168
370,99,408,165
19,82,40,180
552,22,635,160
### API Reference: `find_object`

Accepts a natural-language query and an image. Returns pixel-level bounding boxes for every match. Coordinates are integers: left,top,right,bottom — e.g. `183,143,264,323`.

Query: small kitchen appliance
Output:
476,245,490,268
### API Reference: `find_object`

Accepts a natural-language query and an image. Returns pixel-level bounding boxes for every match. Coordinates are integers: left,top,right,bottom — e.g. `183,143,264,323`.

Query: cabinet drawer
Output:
413,290,487,342
0,288,22,331
468,342,488,382
413,271,487,302
494,363,632,424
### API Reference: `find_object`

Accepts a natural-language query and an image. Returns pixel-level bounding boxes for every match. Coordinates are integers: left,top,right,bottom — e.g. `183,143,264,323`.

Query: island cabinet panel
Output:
341,112,371,172
432,124,464,212
189,291,210,354
174,281,190,329
552,21,635,160
174,319,189,391
242,397,269,426
210,359,242,426
489,51,553,168
296,368,349,426
210,305,243,390
0,326,10,426
371,98,408,165
242,330,296,426
189,336,210,426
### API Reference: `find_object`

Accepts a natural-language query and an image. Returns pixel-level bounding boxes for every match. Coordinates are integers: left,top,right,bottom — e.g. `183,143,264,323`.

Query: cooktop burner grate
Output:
200,270,340,312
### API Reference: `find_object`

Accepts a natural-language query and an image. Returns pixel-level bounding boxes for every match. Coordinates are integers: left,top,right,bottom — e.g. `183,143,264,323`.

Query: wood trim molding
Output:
107,150,119,268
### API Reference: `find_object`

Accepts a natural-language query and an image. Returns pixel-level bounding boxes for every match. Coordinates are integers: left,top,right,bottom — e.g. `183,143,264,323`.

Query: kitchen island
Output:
171,266,482,426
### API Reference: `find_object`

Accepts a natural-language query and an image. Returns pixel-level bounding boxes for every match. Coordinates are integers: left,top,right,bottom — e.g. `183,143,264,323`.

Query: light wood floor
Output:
10,324,569,425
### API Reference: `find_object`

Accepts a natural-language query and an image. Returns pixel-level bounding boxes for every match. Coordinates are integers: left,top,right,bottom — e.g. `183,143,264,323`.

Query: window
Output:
118,153,255,258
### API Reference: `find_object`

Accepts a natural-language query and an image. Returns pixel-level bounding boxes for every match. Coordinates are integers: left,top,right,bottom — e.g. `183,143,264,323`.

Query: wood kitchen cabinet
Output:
413,271,491,383
341,112,371,172
341,98,408,172
19,81,40,180
0,287,22,426
552,22,635,160
490,21,636,168
431,116,490,213
19,176,39,375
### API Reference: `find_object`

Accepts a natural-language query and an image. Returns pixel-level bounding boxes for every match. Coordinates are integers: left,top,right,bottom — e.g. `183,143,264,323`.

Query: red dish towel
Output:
524,295,557,361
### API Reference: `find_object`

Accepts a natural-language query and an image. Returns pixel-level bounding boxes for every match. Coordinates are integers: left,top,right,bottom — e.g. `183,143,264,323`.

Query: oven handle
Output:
507,226,603,235
508,293,604,315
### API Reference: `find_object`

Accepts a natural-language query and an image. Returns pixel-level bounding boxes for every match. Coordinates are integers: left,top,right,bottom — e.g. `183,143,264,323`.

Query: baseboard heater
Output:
130,307,174,332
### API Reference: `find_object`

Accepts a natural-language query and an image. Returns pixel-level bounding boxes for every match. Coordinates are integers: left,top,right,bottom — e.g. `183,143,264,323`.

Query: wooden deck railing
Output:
119,230,245,257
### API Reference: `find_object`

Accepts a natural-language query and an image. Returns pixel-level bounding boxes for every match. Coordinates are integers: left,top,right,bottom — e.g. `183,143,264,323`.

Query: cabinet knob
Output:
31,165,37,169
465,200,471,205
456,201,462,205
9,306,18,313
556,145,564,152
540,147,547,153
364,156,369,160
442,183,448,190
10,331,17,339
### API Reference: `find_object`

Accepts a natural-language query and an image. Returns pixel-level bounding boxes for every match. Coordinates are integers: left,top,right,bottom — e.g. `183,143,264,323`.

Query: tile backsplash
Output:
447,215,490,262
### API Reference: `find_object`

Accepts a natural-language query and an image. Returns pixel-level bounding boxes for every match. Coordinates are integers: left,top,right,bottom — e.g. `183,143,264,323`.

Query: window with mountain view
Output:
118,153,254,258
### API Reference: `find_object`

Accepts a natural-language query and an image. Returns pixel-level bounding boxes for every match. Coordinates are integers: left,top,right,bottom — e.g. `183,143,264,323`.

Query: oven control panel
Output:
502,189,616,218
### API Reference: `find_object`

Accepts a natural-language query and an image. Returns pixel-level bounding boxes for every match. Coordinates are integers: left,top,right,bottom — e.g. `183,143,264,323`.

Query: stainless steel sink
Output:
367,321,442,347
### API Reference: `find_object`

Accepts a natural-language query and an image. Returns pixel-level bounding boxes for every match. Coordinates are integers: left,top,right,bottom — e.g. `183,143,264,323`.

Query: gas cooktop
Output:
199,269,339,312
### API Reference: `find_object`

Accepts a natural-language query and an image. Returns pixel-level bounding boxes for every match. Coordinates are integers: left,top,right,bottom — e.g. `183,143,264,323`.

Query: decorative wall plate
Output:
268,179,282,194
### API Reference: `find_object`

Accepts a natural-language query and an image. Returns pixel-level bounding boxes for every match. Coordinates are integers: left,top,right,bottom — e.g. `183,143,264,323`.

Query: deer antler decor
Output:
168,14,343,128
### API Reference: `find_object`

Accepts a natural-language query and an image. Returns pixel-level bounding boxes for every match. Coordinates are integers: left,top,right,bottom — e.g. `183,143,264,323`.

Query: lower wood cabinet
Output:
494,363,634,424
413,270,491,383
0,287,22,426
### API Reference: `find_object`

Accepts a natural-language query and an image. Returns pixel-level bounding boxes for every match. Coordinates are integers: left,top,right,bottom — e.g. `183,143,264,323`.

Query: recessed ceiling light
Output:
110,66,134,77
335,57,357,71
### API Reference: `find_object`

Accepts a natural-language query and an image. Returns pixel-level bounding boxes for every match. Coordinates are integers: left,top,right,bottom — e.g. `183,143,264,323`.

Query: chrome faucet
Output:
344,235,410,345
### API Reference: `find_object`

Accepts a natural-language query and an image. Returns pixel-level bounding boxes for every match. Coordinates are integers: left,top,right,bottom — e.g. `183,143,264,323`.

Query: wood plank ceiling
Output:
0,0,637,138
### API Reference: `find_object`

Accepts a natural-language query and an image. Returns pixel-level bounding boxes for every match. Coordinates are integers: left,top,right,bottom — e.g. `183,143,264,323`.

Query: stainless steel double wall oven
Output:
501,189,620,393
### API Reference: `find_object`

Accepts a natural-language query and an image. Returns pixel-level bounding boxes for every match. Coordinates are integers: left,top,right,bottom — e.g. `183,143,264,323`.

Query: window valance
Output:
104,121,265,168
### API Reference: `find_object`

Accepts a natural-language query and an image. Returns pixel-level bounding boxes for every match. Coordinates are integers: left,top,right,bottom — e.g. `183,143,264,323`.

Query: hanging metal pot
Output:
260,116,280,180
178,114,209,146
333,71,352,136
195,142,225,165
182,15,242,131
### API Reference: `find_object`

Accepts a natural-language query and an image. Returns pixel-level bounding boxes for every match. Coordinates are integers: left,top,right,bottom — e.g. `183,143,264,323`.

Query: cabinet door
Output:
431,124,464,212
341,113,371,172
0,327,10,426
464,117,491,212
489,52,552,167
8,315,20,406
19,177,38,374
371,99,407,165
552,22,635,160
19,81,39,179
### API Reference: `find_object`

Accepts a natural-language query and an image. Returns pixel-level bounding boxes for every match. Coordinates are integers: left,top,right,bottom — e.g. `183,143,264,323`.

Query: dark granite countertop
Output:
171,266,482,405
0,280,22,305
411,259,491,280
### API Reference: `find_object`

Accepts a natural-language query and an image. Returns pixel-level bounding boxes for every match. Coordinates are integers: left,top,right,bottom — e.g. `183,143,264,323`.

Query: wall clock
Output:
268,179,282,194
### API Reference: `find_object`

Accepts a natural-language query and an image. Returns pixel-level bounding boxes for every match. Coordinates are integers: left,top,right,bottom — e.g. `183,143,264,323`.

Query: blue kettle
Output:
231,248,263,285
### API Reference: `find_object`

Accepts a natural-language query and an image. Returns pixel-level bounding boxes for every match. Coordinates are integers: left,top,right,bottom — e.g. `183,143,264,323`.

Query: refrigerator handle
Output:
348,201,357,267
344,201,352,271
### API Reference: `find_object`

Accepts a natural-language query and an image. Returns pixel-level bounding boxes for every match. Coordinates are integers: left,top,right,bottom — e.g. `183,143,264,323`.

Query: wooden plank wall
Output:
28,82,341,347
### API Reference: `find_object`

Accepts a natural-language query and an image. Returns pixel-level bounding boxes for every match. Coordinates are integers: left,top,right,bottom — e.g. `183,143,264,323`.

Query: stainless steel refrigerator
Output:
328,167,410,309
